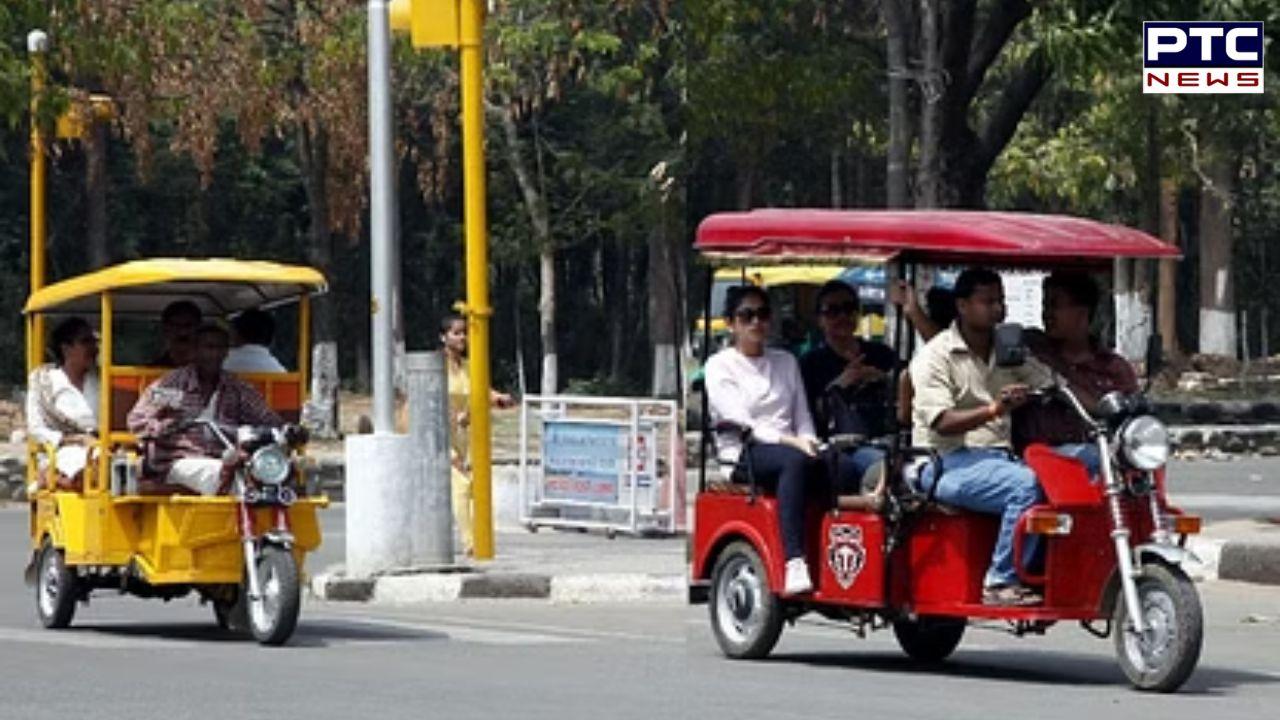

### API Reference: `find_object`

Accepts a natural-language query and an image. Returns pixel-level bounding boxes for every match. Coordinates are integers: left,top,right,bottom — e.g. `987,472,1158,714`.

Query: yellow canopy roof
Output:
24,259,328,316
713,265,849,287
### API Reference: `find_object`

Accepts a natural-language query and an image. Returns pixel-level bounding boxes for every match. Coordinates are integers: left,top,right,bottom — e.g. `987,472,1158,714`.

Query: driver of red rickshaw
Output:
705,286,821,596
909,267,1053,607
127,324,282,495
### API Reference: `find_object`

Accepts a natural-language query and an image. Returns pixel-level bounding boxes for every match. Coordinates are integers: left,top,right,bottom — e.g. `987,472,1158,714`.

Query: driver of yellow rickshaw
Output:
151,300,202,367
127,324,281,495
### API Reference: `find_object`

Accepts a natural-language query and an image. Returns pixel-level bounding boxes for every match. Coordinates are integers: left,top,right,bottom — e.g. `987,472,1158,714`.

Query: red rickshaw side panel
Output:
897,509,999,608
692,493,785,591
810,511,886,607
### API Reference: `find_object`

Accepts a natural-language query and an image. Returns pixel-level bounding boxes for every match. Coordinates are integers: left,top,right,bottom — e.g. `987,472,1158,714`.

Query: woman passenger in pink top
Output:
704,285,819,595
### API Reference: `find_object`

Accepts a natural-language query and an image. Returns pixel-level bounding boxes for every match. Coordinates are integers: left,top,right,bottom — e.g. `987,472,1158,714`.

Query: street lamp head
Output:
27,30,49,54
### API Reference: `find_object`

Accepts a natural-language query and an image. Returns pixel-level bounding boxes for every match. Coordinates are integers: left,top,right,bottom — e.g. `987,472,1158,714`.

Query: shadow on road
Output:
68,619,445,648
769,649,1280,693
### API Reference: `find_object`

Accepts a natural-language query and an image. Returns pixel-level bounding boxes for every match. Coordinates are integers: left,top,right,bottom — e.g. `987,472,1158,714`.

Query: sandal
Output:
982,583,1043,607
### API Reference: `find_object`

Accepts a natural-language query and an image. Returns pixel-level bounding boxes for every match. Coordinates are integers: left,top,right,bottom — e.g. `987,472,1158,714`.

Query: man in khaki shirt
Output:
909,267,1052,606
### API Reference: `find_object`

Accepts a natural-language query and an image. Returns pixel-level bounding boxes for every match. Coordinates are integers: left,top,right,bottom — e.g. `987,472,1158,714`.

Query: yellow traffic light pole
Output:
458,0,496,561
28,30,49,374
389,0,495,559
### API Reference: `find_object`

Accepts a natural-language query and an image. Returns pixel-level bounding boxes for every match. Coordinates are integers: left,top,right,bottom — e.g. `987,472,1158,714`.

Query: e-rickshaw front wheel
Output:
709,541,784,659
1113,563,1203,692
35,540,78,629
247,546,302,646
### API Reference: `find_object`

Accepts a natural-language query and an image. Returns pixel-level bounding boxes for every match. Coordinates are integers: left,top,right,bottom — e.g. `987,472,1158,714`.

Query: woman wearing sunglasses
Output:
704,285,820,595
800,280,898,494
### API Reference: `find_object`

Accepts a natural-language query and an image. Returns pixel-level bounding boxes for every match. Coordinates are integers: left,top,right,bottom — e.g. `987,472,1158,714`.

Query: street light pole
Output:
460,0,495,560
28,29,48,374
369,0,397,433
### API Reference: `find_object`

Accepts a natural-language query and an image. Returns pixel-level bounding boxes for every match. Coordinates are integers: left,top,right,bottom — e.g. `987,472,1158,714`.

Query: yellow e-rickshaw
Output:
23,259,329,645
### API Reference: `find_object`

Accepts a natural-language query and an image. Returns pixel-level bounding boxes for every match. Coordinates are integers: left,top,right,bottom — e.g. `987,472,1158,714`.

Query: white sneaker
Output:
783,558,813,595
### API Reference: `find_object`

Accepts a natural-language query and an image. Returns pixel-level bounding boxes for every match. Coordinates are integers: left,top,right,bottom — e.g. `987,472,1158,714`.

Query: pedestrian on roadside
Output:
440,314,516,557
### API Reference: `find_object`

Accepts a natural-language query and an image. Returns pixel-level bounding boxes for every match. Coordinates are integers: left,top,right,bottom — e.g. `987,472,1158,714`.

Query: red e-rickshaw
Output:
689,210,1204,692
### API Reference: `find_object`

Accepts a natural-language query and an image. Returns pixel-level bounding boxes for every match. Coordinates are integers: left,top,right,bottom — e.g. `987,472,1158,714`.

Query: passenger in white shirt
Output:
27,317,100,485
704,285,819,596
223,309,286,373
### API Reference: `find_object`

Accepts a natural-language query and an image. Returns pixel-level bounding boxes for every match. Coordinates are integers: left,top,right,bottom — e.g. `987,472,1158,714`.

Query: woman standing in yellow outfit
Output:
441,315,515,556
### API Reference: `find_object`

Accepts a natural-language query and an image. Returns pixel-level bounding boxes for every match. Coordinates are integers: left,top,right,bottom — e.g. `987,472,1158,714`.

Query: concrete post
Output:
368,0,397,433
406,351,453,563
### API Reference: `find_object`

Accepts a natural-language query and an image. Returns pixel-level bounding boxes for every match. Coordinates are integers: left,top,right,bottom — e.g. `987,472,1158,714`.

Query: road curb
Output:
310,570,685,604
1217,541,1280,585
1188,535,1280,586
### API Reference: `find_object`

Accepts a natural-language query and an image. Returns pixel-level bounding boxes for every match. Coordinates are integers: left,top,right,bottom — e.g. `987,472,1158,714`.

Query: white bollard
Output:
345,433,419,577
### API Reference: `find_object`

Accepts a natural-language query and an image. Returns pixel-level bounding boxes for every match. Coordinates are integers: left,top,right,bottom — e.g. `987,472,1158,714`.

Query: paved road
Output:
1,509,1279,717
684,581,1280,719
1168,457,1280,520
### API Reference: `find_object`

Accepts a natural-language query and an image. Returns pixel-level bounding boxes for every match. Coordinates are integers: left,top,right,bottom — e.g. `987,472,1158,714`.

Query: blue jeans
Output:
919,447,1044,587
1053,442,1102,478
833,446,886,494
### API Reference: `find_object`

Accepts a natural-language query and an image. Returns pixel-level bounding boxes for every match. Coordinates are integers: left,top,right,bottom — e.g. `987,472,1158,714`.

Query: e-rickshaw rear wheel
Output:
709,541,784,659
248,546,302,646
892,616,966,662
1113,563,1203,692
35,540,78,629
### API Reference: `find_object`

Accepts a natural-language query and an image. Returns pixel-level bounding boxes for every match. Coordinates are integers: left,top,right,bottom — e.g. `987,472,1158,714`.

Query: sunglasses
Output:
819,301,859,317
733,306,772,324
73,335,98,346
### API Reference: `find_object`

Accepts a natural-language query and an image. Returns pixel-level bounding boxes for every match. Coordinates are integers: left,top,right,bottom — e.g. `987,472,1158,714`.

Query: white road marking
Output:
305,614,583,646
311,609,683,645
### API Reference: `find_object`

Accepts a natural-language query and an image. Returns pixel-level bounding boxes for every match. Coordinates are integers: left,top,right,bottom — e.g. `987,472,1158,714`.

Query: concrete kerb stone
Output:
1218,541,1280,585
309,569,686,603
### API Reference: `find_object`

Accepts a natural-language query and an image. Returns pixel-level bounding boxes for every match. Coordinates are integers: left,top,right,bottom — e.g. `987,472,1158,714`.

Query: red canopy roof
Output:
695,210,1180,265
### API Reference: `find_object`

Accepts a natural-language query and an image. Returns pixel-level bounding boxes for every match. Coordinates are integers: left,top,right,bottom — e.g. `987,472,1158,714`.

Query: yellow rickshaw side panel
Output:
129,498,325,585
34,492,325,586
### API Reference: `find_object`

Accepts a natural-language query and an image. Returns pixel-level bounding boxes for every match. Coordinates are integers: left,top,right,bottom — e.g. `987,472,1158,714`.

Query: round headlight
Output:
249,446,291,485
1119,416,1170,471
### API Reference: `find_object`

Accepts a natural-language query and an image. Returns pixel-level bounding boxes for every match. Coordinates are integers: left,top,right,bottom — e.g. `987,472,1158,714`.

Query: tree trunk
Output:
85,119,109,269
608,239,628,383
735,168,755,210
915,0,1045,209
885,0,913,208
1116,105,1161,361
649,205,681,398
829,148,842,208
1158,180,1180,357
915,0,941,208
494,101,557,395
1199,153,1237,356
298,122,340,438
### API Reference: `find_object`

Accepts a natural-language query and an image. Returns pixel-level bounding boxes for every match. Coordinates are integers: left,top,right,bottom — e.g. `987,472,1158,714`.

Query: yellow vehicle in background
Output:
692,264,886,367
24,259,328,645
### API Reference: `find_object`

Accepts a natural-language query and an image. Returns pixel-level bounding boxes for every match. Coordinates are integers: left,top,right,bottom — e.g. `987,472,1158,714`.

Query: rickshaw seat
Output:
132,478,199,497
107,368,305,433
705,479,753,496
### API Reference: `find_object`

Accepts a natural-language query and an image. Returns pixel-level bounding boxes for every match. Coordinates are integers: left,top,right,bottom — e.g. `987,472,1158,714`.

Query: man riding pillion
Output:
128,323,282,495
910,267,1053,607
1017,271,1139,476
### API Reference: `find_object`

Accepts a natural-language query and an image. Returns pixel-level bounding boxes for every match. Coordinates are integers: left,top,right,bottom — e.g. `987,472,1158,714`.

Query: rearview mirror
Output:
993,323,1027,368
